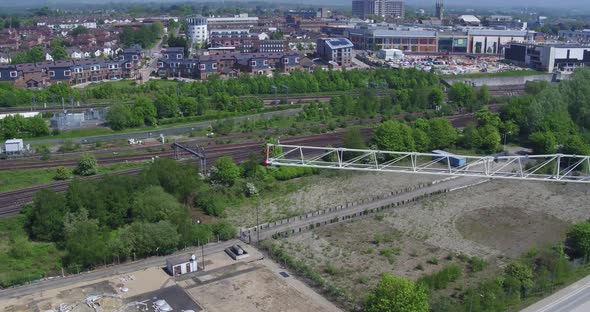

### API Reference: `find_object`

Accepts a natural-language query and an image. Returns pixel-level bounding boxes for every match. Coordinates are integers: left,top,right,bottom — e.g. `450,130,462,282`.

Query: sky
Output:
5,0,590,9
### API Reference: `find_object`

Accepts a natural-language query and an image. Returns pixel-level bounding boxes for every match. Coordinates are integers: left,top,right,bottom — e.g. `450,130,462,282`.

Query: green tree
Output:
478,124,502,153
125,221,180,257
373,120,415,152
51,43,68,61
428,118,458,149
428,88,444,108
567,221,590,261
24,189,67,242
562,135,590,155
131,186,186,222
106,103,134,130
132,97,157,126
478,84,492,105
449,82,476,110
27,115,49,136
71,25,89,37
210,156,240,186
76,154,98,176
365,274,429,312
529,132,557,154
211,220,237,240
141,158,202,202
63,209,108,269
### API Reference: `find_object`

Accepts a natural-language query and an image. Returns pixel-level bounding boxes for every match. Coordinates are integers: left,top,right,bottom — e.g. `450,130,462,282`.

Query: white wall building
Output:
4,139,24,154
377,48,404,60
166,254,198,276
186,16,208,45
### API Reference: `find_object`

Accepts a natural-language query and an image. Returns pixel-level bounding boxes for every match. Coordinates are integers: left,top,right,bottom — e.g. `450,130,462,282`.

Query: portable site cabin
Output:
166,254,198,276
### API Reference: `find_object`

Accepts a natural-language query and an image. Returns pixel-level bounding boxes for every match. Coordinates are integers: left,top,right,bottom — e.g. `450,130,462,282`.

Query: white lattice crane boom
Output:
264,144,590,184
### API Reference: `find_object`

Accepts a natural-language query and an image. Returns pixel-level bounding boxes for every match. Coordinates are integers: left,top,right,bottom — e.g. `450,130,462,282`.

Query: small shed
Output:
5,139,24,154
166,254,198,276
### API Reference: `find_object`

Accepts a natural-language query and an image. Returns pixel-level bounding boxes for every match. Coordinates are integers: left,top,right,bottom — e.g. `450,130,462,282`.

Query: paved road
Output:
28,108,302,145
0,240,238,300
521,274,590,312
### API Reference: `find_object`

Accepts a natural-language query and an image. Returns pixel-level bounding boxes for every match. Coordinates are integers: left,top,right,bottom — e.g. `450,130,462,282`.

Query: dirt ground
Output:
279,179,590,308
187,264,341,312
229,171,438,227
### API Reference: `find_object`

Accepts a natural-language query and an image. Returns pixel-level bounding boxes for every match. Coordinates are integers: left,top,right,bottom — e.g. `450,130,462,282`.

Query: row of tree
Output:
23,159,236,270
500,70,590,155
105,94,265,130
0,114,48,139
119,22,164,48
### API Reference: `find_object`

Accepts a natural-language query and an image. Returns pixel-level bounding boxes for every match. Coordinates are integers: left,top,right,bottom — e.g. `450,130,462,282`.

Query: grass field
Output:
0,162,149,192
0,215,64,288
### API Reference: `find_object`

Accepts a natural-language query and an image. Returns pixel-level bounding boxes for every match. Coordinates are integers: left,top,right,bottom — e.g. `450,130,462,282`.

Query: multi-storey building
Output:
316,38,354,66
209,29,257,48
0,57,137,88
156,49,302,79
186,16,208,45
352,0,404,19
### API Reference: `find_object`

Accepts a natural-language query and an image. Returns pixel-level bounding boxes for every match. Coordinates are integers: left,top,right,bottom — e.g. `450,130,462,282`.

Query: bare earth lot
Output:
278,179,590,308
229,171,438,227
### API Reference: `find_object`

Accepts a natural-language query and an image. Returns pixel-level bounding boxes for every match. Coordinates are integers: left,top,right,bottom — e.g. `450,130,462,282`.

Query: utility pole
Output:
201,244,205,271
256,203,260,243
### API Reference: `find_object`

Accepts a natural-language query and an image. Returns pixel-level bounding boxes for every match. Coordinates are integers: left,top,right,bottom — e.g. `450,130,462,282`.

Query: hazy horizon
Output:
3,0,590,9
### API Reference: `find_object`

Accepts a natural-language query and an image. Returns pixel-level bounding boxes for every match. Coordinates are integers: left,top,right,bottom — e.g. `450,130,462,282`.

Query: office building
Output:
316,37,354,66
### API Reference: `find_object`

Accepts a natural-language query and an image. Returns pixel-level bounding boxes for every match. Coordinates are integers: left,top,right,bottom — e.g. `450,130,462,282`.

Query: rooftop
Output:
320,37,353,49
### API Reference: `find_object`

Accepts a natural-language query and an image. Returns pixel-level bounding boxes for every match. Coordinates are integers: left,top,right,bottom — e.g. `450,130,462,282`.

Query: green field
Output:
0,162,149,192
0,215,64,287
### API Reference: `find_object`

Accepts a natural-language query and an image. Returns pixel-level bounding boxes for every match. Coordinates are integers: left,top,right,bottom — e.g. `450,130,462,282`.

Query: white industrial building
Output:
166,254,198,276
186,16,208,45
505,43,590,73
4,139,24,155
377,48,404,60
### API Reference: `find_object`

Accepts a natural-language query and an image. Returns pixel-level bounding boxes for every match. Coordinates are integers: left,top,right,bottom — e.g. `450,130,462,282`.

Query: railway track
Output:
0,103,502,171
0,131,360,217
0,101,505,216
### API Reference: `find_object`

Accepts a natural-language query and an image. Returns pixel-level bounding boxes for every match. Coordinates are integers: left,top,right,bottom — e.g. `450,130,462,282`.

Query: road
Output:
521,274,590,312
0,239,238,300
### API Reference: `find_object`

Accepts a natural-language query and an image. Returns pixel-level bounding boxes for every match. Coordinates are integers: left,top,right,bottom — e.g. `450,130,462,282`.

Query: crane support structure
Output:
265,144,590,184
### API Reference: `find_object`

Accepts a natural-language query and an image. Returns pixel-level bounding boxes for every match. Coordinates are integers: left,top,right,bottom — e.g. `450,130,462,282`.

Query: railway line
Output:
0,103,500,171
0,131,357,217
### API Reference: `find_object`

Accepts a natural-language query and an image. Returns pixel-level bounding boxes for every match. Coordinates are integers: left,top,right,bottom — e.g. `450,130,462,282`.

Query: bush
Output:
75,154,98,176
427,257,439,265
196,192,227,217
468,256,487,272
418,264,462,291
54,167,71,180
